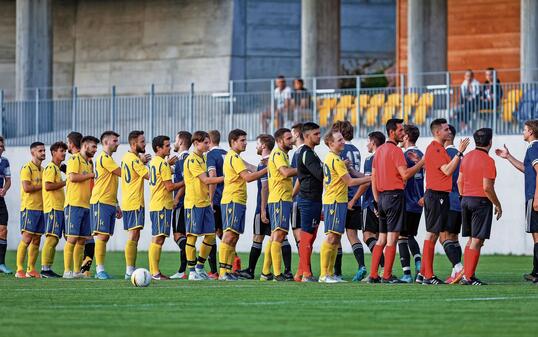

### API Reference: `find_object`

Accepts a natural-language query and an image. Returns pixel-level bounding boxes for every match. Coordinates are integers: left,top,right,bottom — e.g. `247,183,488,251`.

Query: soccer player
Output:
0,136,12,274
495,120,538,283
121,130,151,279
218,129,267,280
398,125,424,283
237,134,274,279
207,130,228,278
295,122,323,282
64,136,98,279
458,128,501,285
320,130,370,283
15,142,46,278
421,118,469,285
368,119,424,283
170,131,190,279
288,123,304,269
184,131,224,281
260,128,297,282
40,142,67,278
148,135,183,280
90,131,122,279
443,124,465,283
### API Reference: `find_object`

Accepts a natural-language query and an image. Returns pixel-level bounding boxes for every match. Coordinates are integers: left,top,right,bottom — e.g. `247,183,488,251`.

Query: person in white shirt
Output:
261,75,292,133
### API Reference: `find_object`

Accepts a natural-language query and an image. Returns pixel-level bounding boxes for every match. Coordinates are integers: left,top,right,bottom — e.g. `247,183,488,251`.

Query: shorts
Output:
64,205,91,238
461,196,493,240
221,202,246,234
345,206,362,230
20,209,45,235
525,199,538,233
378,190,405,233
269,200,293,233
150,208,172,237
401,211,421,237
424,190,450,234
123,208,145,231
447,210,463,235
90,203,116,236
291,201,301,230
253,211,271,236
172,205,186,234
297,196,322,234
185,206,215,236
213,204,223,231
45,210,65,238
323,202,347,235
362,208,379,233
0,197,8,225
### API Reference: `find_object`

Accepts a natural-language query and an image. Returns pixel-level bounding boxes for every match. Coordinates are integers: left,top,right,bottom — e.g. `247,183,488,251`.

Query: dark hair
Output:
386,118,404,135
82,136,100,145
291,123,303,140
448,124,456,139
473,128,493,147
152,135,170,152
430,118,448,133
100,131,120,143
525,120,538,136
0,136,4,143
332,120,354,141
228,129,247,147
294,78,304,85
177,131,192,148
368,131,386,147
50,141,68,154
256,134,275,151
302,122,320,134
208,130,220,145
404,124,420,143
128,130,144,144
274,128,291,141
30,141,44,149
276,75,285,80
192,130,209,144
67,131,83,150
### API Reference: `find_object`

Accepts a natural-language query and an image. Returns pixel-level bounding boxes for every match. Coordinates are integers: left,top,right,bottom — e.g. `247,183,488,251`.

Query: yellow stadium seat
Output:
414,105,427,125
386,93,401,107
404,93,419,107
370,93,386,107
337,95,354,109
500,89,522,122
365,106,378,127
382,105,397,124
334,107,347,122
418,92,434,107
359,94,369,109
350,109,359,126
319,106,331,127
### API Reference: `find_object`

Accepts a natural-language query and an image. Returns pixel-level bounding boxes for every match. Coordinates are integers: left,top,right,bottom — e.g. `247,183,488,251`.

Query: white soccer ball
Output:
131,268,151,287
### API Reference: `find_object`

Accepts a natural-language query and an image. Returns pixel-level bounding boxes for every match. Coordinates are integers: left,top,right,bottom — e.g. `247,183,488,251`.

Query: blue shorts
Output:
20,209,45,235
268,201,293,233
185,206,215,236
123,208,145,231
64,205,91,238
91,203,116,236
150,208,172,237
45,210,65,238
323,203,347,235
297,196,322,234
221,202,246,234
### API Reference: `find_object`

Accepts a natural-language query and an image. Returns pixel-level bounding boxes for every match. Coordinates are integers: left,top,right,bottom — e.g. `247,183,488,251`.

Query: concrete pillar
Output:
407,0,447,87
301,0,340,85
521,0,538,83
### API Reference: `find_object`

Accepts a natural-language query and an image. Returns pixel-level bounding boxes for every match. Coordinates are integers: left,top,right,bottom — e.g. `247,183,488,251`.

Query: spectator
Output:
481,67,503,110
291,79,312,122
458,69,481,131
261,75,292,132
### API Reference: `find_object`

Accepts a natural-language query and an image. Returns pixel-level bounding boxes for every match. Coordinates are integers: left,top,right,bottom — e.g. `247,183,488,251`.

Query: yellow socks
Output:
320,241,333,278
73,243,85,273
197,234,216,269
26,242,39,272
41,236,59,268
95,238,106,269
327,244,338,277
63,241,75,272
219,242,234,277
124,240,138,271
16,241,29,272
186,235,198,270
148,242,162,275
270,241,283,276
262,240,272,275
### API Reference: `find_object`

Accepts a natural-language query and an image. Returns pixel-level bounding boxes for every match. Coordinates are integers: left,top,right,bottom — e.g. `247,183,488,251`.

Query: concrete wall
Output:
0,0,15,97
2,135,535,255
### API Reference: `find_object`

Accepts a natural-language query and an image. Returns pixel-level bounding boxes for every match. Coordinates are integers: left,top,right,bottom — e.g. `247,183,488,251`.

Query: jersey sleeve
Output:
529,146,538,167
259,164,268,182
189,158,206,178
174,160,183,183
333,156,349,179
161,162,172,182
20,165,32,182
206,152,217,172
367,157,374,175
231,154,247,174
101,155,119,172
3,159,10,177
484,158,497,180
272,151,289,170
66,156,80,175
43,166,56,183
393,150,407,168
132,158,149,177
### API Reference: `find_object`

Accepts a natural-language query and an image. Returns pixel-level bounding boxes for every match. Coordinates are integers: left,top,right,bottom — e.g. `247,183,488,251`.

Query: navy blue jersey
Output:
256,163,268,214
524,141,538,201
340,143,361,206
206,147,227,205
291,144,304,201
173,151,189,209
0,156,10,189
446,146,461,211
404,147,424,213
361,154,374,210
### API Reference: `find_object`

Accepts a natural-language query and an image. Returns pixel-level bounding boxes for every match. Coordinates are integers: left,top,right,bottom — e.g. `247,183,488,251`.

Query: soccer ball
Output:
130,268,151,287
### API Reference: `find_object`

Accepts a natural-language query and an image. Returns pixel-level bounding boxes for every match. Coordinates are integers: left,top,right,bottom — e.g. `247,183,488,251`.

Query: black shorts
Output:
253,212,271,236
362,208,379,233
172,206,185,234
447,210,463,235
213,204,223,231
424,190,450,234
378,190,405,233
291,201,301,230
461,196,493,240
345,206,362,230
525,199,538,233
0,197,8,225
401,211,421,237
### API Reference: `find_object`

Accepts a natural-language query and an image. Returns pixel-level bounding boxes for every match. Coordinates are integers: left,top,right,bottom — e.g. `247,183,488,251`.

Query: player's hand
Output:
173,198,179,208
407,150,420,163
260,157,268,166
494,205,502,220
140,153,151,164
418,197,424,207
168,155,178,166
533,199,538,212
495,144,510,159
116,207,123,219
0,188,5,197
88,172,95,179
458,138,471,153
347,200,356,211
261,209,269,224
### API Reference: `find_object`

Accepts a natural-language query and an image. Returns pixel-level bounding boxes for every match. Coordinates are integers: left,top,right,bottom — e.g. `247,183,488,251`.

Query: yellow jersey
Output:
65,153,92,209
20,161,43,211
221,150,248,205
322,151,349,204
149,156,173,211
120,151,148,211
268,147,293,203
90,151,119,206
183,152,210,209
42,162,64,213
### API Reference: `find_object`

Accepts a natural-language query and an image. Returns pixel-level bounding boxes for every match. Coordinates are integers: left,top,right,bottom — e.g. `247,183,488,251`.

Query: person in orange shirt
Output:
458,128,501,285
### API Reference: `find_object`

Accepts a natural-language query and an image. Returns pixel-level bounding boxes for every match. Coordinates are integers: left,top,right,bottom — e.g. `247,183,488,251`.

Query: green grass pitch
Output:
1,251,537,337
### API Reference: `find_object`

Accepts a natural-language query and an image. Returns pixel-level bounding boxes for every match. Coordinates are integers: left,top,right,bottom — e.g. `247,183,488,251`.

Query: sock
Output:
63,241,75,272
226,246,236,273
16,241,29,272
464,247,480,279
0,238,7,265
27,242,40,273
149,242,162,275
333,247,343,276
185,235,197,271
41,236,59,269
533,243,538,276
398,239,411,275
208,243,218,274
454,241,462,266
73,243,85,273
281,239,292,274
261,240,272,275
352,242,365,268
298,231,314,277
84,240,95,260
443,240,461,267
422,240,435,279
320,241,332,278
248,241,263,274
383,245,397,279
125,240,138,272
197,235,215,268
366,237,385,267
94,238,106,272
176,237,187,273
219,242,233,277
408,236,421,264
328,244,339,276
270,241,283,276
370,244,384,278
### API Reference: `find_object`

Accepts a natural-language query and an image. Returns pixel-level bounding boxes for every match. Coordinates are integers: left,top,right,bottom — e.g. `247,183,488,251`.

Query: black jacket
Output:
297,145,324,201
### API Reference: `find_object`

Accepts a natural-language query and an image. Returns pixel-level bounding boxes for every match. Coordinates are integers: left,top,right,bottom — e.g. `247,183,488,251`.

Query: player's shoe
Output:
422,276,445,285
399,274,413,283
124,273,132,280
283,271,294,281
170,272,187,279
237,269,254,280
382,275,404,284
207,272,219,280
301,275,317,283
352,266,367,282
448,270,464,284
0,264,13,274
460,276,487,285
415,273,424,284
273,274,287,282
188,271,205,281
25,270,41,278
95,271,112,280
152,273,170,281
259,273,274,281
366,276,381,283
63,271,74,279
40,270,62,278
15,270,27,278
80,257,93,273
232,256,241,273
319,275,339,283
195,267,210,280
524,273,538,282
333,274,347,282
219,273,238,281
73,272,88,279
